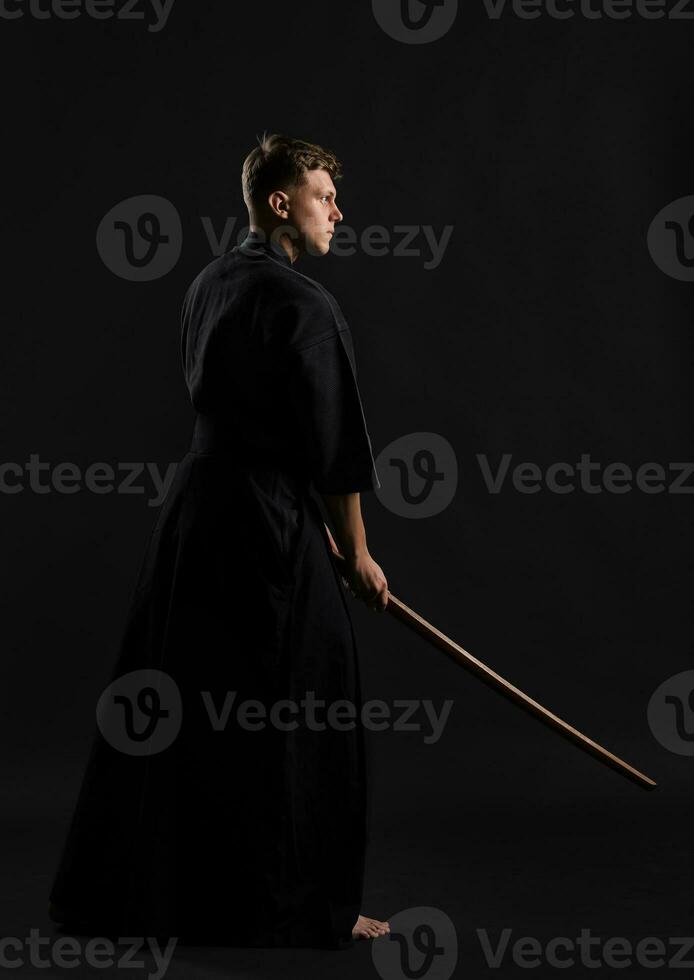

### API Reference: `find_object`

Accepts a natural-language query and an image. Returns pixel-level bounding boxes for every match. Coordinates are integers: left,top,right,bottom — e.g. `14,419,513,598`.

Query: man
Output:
49,134,390,948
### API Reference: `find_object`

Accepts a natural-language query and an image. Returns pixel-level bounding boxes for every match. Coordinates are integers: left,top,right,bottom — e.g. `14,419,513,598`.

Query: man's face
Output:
284,168,343,257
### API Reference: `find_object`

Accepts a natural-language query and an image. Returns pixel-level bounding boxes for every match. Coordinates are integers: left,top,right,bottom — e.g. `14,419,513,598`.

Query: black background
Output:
2,1,693,976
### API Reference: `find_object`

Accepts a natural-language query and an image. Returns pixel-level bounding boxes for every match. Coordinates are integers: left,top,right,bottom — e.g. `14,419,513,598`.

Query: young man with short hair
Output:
49,133,389,949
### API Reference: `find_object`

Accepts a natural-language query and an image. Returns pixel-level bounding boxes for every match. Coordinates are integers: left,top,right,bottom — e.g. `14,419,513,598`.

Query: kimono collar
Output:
239,230,293,266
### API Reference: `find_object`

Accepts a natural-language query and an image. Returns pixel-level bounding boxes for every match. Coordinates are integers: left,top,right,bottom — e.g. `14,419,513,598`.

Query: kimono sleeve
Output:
286,324,381,495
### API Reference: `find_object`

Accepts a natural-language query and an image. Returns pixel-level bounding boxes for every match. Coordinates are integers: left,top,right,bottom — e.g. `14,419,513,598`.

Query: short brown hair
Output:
242,133,343,213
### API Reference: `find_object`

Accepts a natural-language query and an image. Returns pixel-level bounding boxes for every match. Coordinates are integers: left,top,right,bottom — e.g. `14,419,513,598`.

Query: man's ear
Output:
268,191,289,218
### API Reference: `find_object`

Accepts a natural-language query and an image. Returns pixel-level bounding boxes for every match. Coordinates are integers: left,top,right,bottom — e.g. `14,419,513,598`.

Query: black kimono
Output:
49,231,381,949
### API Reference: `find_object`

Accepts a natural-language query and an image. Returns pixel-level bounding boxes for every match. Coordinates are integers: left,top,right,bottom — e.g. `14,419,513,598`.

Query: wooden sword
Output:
324,523,656,791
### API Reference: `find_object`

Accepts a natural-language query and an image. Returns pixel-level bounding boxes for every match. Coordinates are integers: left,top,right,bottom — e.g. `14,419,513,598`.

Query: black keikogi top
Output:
182,229,381,495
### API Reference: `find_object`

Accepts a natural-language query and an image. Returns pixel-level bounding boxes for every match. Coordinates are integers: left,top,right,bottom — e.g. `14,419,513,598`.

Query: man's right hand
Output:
341,552,388,612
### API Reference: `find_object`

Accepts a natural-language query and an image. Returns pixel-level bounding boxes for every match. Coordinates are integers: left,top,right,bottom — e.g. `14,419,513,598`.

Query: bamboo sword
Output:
325,525,656,791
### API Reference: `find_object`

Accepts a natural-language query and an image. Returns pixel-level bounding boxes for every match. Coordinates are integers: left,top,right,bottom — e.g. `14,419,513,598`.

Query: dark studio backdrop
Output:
2,1,693,976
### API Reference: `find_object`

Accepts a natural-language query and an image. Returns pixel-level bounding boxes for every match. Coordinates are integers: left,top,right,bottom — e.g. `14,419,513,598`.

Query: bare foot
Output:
352,914,390,940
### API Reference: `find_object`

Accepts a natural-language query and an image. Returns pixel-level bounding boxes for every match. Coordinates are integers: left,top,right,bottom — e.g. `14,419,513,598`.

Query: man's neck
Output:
249,223,299,264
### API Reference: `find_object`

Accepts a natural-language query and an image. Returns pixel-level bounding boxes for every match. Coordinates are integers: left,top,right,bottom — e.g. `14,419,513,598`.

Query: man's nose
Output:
331,205,343,223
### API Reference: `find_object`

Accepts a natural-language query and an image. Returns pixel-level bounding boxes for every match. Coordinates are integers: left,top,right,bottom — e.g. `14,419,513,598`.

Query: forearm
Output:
319,492,368,561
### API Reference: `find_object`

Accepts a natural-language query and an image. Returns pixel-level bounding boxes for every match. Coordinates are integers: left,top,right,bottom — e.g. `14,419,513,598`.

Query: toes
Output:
354,915,391,940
